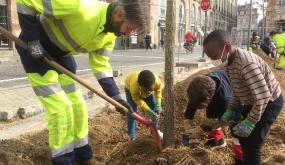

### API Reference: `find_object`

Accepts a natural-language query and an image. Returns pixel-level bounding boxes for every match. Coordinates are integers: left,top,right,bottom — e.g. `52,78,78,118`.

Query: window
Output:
179,0,185,23
191,5,196,24
159,0,166,19
198,8,201,26
0,4,10,49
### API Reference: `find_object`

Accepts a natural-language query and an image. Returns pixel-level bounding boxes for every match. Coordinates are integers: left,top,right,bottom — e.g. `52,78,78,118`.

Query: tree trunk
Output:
162,0,176,147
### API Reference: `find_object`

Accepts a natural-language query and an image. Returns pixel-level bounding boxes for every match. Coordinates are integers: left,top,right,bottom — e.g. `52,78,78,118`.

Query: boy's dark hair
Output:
187,75,216,107
203,30,231,46
116,0,145,31
264,37,271,44
138,70,155,87
269,31,276,37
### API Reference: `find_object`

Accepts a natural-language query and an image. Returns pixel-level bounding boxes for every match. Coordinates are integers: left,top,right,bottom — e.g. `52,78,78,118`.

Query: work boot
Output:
205,128,227,150
74,145,93,165
76,160,92,165
52,152,76,165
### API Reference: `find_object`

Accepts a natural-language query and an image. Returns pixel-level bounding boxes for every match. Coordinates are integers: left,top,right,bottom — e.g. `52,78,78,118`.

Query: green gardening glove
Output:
154,102,162,115
221,109,236,122
233,119,255,137
146,109,159,122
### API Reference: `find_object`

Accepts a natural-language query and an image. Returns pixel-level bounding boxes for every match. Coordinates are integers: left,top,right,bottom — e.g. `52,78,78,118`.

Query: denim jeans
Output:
237,95,283,165
125,88,158,139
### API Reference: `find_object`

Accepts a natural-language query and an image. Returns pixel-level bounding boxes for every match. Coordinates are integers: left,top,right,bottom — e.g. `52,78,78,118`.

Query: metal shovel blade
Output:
149,123,163,152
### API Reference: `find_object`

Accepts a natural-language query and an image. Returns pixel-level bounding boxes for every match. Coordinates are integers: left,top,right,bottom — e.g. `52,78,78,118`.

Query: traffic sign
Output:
200,0,211,11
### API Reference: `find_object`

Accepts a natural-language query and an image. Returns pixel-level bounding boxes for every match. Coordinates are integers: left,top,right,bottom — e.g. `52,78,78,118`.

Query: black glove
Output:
115,99,131,116
27,40,45,59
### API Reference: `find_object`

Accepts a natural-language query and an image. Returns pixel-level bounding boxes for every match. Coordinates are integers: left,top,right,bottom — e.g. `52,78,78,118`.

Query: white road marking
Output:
0,77,28,83
111,54,164,59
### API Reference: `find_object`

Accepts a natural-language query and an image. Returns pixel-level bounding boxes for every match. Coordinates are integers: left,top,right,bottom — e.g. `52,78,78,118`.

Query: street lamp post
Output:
202,10,207,58
262,0,266,39
247,0,253,51
199,0,210,62
199,10,207,62
178,24,183,64
261,1,264,39
158,22,161,50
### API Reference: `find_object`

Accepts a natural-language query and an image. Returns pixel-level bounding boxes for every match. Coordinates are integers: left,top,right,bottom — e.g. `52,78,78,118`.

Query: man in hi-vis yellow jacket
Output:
16,0,144,164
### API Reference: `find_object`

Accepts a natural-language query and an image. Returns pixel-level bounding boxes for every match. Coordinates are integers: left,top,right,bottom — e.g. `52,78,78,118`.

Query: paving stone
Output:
0,111,16,121
17,106,43,119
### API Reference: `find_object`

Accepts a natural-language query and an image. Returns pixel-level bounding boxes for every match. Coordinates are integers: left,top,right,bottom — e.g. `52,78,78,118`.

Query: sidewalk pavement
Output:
0,54,20,65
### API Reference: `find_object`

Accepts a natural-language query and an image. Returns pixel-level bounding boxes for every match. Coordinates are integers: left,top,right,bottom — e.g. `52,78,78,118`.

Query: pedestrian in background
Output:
145,34,152,51
160,38,164,51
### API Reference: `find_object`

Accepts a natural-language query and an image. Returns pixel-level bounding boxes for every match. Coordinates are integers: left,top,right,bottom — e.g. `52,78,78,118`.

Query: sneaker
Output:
209,128,223,141
232,138,243,160
130,137,136,141
205,138,227,150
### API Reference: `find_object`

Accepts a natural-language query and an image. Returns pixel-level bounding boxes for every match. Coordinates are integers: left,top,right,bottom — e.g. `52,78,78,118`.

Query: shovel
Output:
274,52,278,69
0,26,163,152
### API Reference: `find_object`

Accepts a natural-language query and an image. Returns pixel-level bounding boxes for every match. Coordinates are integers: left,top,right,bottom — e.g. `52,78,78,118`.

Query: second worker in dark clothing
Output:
183,68,244,161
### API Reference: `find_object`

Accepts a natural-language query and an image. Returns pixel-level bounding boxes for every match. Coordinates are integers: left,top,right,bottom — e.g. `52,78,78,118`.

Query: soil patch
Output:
0,49,285,165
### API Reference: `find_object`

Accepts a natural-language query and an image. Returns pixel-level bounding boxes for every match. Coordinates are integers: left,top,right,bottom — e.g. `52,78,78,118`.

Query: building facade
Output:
266,0,285,31
234,3,259,46
0,0,238,55
210,0,238,31
0,0,19,55
133,0,238,49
